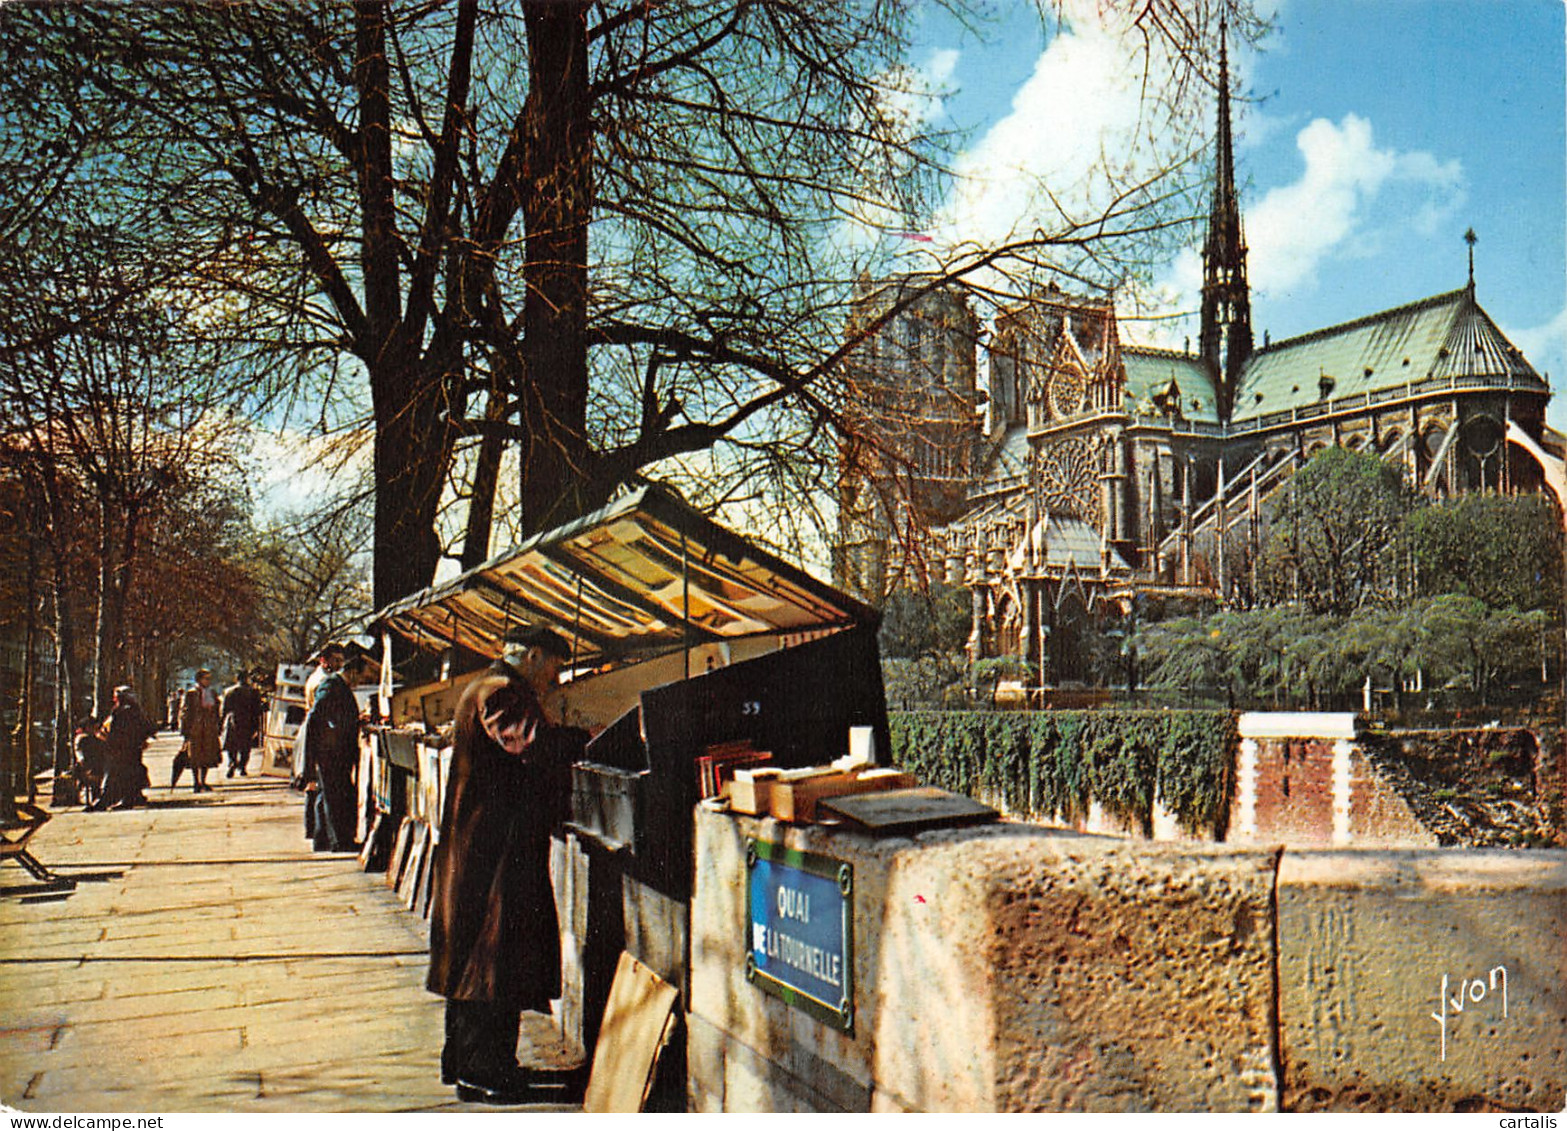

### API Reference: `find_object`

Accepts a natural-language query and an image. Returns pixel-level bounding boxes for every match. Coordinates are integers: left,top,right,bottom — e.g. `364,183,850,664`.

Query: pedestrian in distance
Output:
220,671,265,778
299,645,362,852
177,669,222,793
99,687,156,811
427,624,587,1106
73,717,107,809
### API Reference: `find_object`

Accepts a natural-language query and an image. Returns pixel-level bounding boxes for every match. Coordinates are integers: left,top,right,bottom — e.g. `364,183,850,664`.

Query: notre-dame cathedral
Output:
835,36,1554,684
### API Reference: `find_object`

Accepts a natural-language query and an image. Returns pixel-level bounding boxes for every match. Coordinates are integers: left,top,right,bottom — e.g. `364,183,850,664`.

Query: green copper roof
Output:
1231,288,1545,421
1122,347,1220,424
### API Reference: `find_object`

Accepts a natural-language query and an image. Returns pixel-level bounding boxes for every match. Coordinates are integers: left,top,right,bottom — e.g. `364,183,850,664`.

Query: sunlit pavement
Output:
0,733,575,1113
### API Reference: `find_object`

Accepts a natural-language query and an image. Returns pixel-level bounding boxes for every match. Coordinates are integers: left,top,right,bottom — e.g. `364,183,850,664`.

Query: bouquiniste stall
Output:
362,484,892,1088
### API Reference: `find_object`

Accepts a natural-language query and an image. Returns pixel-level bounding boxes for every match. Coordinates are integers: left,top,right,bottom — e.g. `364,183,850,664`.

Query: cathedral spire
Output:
1199,17,1253,422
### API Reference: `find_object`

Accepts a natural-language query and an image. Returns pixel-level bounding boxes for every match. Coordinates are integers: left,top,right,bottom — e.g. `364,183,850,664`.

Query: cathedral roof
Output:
940,488,1130,575
1230,287,1545,422
1122,347,1221,423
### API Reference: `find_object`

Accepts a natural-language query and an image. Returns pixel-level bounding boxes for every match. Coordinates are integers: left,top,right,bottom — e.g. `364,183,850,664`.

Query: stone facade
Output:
835,41,1556,682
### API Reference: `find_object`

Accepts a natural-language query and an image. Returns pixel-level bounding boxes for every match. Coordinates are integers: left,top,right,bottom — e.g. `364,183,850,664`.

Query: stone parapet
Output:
690,807,1279,1112
1278,850,1567,1111
688,805,1567,1112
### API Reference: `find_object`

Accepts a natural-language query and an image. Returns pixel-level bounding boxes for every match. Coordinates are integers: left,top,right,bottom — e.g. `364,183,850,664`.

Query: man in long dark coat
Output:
220,673,265,778
427,624,582,1104
301,656,362,852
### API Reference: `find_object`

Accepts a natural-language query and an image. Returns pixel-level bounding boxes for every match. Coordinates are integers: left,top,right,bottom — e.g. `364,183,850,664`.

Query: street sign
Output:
745,838,854,1033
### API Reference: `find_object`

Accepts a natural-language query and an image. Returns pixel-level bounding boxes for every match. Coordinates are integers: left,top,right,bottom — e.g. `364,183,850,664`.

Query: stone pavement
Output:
0,733,578,1114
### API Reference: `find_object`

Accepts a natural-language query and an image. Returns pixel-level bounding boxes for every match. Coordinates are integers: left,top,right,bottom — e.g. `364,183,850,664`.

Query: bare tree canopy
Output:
2,0,1263,608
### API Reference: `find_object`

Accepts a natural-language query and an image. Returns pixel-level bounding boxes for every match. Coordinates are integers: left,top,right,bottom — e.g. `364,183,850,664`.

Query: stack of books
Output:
695,739,772,800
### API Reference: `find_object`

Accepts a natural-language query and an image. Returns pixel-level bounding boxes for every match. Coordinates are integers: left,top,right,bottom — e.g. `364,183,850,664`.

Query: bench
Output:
0,801,76,890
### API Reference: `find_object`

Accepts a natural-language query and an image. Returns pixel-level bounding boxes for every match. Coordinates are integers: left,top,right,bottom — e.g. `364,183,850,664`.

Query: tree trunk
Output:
93,500,116,716
518,0,595,535
356,1,450,609
32,460,81,774
11,525,38,800
50,549,80,776
371,357,449,609
460,377,510,571
93,499,140,716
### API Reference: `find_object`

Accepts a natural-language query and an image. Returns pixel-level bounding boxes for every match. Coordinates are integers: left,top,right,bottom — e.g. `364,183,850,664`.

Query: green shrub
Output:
888,710,1236,839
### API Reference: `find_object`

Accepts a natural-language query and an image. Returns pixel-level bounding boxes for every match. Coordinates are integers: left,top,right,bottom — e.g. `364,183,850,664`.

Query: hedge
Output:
888,710,1237,839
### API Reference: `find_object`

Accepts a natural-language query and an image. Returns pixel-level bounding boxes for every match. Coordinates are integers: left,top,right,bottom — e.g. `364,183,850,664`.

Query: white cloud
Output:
832,48,963,254
1505,304,1567,428
933,21,1150,248
1245,114,1463,299
883,48,960,130
247,427,370,521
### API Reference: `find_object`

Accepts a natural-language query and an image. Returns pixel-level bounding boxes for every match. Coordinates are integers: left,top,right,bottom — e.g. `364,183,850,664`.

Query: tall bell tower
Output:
1198,19,1254,423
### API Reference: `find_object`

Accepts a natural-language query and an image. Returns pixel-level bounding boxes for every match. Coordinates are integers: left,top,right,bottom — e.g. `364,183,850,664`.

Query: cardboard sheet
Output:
583,951,680,1113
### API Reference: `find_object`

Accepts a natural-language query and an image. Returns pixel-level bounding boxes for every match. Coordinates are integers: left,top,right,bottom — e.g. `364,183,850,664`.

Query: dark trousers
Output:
312,762,357,851
442,999,521,1084
100,758,145,809
226,742,251,774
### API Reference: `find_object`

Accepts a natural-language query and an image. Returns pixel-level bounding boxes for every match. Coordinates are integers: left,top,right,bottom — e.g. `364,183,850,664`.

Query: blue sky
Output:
904,0,1566,425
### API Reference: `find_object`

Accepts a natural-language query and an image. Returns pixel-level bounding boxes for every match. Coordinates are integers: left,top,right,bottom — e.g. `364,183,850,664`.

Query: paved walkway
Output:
0,733,576,1114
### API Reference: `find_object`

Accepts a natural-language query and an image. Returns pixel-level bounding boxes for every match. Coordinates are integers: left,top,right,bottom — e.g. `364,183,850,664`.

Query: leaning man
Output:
427,624,583,1104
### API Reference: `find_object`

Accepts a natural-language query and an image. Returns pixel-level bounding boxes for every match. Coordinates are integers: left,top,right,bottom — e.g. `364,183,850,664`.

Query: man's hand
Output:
490,713,540,757
479,683,543,757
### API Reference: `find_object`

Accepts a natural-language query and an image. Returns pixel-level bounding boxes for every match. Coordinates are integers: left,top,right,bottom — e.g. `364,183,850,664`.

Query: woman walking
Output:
178,669,223,793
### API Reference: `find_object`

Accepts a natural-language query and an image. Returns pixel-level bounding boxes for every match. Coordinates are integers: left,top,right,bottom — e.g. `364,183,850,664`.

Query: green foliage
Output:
1263,447,1415,615
1413,594,1550,699
878,583,971,659
880,654,967,711
1403,492,1562,612
1137,596,1556,709
1157,711,1237,838
968,655,1036,705
889,710,1235,838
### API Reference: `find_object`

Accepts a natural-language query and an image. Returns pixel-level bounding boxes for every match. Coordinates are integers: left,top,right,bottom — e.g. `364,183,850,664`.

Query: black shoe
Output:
455,1078,531,1106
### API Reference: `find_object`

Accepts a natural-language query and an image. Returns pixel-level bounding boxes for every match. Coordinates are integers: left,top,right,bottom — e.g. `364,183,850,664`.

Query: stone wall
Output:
1279,851,1567,1111
894,711,1562,848
687,805,1567,1113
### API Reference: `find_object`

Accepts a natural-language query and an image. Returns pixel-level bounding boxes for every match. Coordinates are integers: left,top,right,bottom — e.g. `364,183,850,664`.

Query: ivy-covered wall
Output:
889,710,1238,840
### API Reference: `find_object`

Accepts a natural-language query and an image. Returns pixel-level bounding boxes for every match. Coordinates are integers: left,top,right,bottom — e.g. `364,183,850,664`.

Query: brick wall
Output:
1228,729,1437,848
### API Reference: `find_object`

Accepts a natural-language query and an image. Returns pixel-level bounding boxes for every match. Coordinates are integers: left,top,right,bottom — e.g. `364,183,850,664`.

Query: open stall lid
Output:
369,485,877,671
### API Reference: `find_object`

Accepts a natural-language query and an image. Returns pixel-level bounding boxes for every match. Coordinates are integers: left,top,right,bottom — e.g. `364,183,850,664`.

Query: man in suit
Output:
426,624,585,1105
296,643,346,841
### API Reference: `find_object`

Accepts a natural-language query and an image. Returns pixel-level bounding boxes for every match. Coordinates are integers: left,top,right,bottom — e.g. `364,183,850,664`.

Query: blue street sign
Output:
745,839,854,1032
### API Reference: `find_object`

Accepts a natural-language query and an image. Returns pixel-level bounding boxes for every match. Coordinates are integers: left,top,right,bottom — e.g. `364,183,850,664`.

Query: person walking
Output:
426,625,585,1105
177,669,222,793
220,672,265,778
299,648,362,852
98,687,155,811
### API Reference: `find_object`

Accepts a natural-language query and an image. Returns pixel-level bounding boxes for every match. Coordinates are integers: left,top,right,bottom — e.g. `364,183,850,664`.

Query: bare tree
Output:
244,502,375,665
3,0,1266,609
